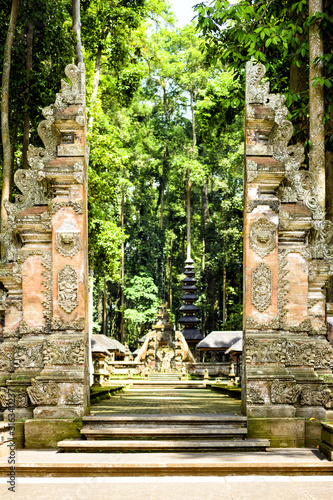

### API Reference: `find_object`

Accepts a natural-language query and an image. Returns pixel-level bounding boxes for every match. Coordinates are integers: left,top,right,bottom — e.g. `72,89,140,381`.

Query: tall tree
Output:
1,0,20,232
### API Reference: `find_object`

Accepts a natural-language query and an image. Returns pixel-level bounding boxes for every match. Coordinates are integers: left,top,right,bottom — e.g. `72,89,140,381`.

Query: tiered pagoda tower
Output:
178,257,203,350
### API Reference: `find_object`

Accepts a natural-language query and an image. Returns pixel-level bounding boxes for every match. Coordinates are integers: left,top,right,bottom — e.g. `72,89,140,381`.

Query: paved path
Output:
2,475,333,500
91,386,242,415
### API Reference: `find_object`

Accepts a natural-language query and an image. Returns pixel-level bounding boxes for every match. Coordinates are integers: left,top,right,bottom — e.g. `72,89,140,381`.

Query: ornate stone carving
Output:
73,162,84,185
51,316,85,331
246,316,279,330
250,218,276,258
37,120,61,160
51,200,84,215
313,345,333,370
247,160,258,183
58,265,79,313
14,344,44,370
0,387,28,409
247,200,279,214
27,379,58,406
3,327,20,339
252,263,272,312
0,229,20,264
55,220,81,258
18,320,50,336
247,387,265,404
300,385,332,407
246,338,286,364
43,340,85,365
0,346,14,372
271,380,301,404
284,342,316,367
65,389,84,405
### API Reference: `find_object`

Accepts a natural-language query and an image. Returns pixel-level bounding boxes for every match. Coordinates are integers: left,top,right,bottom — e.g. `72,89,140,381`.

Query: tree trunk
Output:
1,0,20,233
309,0,325,208
190,88,196,150
222,267,226,324
88,44,102,129
120,189,125,343
103,276,107,336
22,21,33,169
160,145,168,230
187,174,191,260
72,0,83,65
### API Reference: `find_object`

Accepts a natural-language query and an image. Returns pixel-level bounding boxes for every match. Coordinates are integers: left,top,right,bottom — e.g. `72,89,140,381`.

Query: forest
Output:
0,0,332,350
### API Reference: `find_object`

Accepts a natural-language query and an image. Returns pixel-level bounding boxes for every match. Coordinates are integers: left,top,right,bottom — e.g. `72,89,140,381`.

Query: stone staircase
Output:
148,373,181,381
58,414,270,452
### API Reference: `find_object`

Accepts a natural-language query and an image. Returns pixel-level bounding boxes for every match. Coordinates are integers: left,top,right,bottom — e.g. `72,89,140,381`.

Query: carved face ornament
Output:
250,218,276,258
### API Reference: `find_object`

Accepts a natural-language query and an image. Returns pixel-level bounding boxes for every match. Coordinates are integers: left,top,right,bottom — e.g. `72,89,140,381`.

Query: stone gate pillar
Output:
0,63,89,447
243,62,333,447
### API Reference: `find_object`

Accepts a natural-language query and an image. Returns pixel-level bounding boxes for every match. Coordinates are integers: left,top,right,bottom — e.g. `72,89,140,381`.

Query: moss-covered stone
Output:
13,421,25,450
247,417,305,447
24,419,82,449
305,419,322,447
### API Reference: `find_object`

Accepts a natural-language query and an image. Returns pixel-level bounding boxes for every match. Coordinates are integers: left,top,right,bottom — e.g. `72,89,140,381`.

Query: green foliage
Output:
124,273,159,346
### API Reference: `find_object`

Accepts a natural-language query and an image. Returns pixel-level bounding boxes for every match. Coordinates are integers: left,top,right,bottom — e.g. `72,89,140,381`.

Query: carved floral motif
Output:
252,263,272,312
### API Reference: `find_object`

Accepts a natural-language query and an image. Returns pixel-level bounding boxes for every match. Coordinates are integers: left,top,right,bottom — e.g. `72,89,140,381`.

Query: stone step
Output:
81,426,248,440
58,438,270,453
82,413,247,426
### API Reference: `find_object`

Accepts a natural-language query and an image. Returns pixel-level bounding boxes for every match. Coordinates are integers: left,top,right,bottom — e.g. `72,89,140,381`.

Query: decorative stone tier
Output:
243,62,333,424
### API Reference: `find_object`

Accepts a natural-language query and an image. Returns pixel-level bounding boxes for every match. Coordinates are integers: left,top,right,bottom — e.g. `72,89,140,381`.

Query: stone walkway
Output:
90,386,242,416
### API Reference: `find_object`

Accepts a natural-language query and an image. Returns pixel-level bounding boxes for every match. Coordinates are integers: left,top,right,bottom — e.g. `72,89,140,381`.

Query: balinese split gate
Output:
243,62,333,446
0,63,89,446
0,60,333,448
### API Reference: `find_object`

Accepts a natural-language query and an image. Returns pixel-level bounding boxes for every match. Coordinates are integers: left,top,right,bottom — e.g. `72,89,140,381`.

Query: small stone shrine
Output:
0,63,89,446
135,303,194,372
243,62,333,445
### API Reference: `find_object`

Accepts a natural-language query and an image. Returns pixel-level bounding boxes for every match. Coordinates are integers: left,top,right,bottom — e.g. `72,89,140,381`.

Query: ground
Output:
90,385,242,415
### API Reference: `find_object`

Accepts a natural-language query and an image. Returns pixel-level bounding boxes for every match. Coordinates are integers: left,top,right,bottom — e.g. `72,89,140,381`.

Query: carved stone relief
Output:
0,388,28,408
51,316,85,331
246,316,279,330
43,340,85,365
14,344,44,370
27,379,58,406
271,380,301,404
58,265,79,313
0,346,14,372
55,220,81,258
65,389,84,406
300,385,332,407
252,263,272,312
247,200,279,214
247,160,258,183
247,387,265,404
246,338,286,364
51,200,83,215
250,218,276,258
